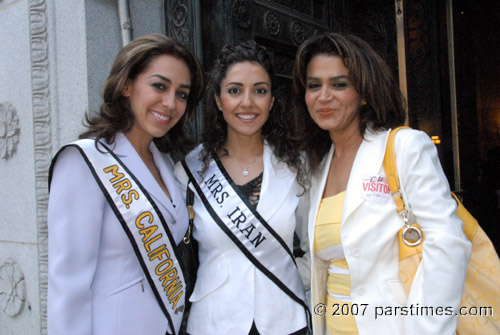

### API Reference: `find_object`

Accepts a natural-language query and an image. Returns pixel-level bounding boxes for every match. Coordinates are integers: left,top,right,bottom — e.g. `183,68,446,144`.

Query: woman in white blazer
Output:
174,41,310,335
48,34,203,335
292,33,471,335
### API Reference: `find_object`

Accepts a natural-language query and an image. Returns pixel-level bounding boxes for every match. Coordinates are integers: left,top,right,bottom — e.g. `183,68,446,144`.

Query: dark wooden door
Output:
165,0,399,138
167,0,339,137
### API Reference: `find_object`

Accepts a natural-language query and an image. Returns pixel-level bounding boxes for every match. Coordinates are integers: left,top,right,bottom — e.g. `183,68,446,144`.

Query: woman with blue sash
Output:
47,34,203,335
175,40,310,335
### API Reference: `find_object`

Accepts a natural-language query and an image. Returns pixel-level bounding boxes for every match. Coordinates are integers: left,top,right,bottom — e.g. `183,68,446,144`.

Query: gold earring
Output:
361,100,367,106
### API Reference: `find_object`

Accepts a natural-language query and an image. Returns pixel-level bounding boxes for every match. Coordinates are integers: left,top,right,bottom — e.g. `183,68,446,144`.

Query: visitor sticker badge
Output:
361,175,391,202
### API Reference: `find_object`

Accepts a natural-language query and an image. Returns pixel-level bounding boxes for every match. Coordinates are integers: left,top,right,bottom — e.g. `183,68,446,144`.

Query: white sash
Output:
182,155,311,327
53,140,185,335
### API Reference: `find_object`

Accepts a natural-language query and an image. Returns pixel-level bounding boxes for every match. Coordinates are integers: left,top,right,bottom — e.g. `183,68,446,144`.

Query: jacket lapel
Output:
308,129,390,250
341,128,390,223
256,142,297,221
308,145,334,251
113,133,176,220
150,144,183,216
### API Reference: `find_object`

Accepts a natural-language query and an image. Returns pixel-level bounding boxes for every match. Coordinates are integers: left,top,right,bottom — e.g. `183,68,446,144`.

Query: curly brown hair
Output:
201,40,307,191
293,32,406,171
80,34,203,155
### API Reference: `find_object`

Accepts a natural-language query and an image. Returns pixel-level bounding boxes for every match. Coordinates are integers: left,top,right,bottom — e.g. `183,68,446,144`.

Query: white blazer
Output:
47,133,188,335
307,128,471,335
174,143,309,335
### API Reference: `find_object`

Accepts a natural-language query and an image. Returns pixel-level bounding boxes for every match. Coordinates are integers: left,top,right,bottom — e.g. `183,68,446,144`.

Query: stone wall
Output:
0,1,164,333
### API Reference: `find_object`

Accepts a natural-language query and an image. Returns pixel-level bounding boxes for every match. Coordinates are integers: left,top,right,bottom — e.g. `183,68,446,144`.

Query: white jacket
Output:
174,143,309,335
48,133,188,335
307,128,471,335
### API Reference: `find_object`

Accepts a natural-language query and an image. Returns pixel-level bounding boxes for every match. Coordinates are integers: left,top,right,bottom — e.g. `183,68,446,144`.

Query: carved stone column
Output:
0,102,20,160
28,0,52,333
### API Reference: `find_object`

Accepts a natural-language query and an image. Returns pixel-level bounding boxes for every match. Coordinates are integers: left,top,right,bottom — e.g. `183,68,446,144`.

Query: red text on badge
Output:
361,175,391,202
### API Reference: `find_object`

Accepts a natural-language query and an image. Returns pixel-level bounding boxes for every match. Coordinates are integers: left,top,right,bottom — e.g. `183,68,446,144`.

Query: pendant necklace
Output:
227,153,259,177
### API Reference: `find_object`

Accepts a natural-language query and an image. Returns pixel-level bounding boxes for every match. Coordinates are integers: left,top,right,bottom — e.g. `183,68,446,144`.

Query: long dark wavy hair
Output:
80,33,203,155
293,32,406,171
201,40,307,191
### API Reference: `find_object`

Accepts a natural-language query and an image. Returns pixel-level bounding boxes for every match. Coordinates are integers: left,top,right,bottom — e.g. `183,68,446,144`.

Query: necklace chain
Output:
227,152,259,177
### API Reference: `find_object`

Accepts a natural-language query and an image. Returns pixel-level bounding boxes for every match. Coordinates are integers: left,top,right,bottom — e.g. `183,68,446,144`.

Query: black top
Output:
236,173,263,207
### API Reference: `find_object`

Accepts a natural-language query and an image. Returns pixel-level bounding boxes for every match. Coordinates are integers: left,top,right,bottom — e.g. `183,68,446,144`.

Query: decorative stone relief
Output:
0,102,20,159
313,29,325,36
166,0,203,138
170,1,189,44
268,0,309,13
264,11,280,35
29,0,52,333
232,0,251,29
0,261,26,317
273,52,294,76
291,22,305,45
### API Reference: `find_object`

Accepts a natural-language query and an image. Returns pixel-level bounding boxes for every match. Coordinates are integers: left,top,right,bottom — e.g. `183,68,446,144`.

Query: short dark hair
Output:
293,32,406,170
80,33,204,155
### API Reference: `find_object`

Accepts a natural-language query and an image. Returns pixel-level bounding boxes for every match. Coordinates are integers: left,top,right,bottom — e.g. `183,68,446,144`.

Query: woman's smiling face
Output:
305,54,362,137
216,61,275,139
123,54,191,142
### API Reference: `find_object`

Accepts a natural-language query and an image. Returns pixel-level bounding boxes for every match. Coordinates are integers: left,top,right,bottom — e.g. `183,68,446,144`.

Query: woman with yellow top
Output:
292,33,471,334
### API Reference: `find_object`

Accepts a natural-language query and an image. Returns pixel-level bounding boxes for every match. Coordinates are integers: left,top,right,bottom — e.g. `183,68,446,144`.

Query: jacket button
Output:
351,248,361,258
357,287,366,296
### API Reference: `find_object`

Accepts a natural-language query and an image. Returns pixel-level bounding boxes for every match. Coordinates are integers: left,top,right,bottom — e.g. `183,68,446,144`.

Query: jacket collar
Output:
187,142,298,221
309,128,391,234
112,133,179,217
257,141,298,220
309,145,334,223
342,128,390,222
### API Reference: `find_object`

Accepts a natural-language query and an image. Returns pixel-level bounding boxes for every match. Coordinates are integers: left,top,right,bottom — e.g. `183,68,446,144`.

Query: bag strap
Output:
383,126,410,213
383,126,423,247
183,183,195,244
